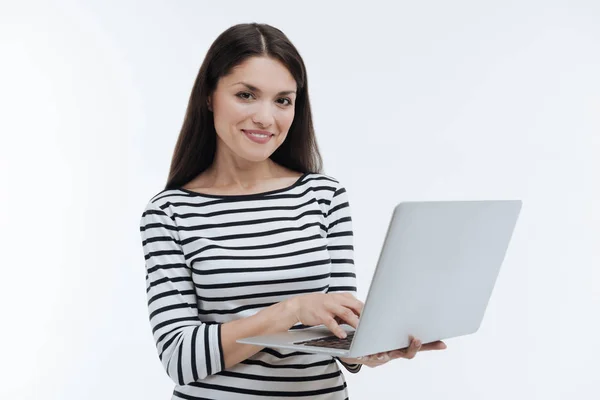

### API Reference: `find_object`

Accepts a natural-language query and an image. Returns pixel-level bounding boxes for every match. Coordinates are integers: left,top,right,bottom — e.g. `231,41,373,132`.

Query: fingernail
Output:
377,355,384,360
341,332,347,338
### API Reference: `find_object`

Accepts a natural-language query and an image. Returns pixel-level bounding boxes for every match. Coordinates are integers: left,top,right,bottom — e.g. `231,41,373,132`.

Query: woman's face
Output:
209,56,297,163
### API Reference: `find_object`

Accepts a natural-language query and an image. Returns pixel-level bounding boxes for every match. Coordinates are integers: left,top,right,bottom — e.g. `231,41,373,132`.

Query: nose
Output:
251,102,274,128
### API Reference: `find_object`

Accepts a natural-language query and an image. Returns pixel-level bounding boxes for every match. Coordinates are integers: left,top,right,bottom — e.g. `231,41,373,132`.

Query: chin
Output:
239,149,275,163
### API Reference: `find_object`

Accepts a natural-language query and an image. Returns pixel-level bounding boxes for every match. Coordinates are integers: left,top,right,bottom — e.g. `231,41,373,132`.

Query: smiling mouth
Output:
242,129,274,137
242,129,274,144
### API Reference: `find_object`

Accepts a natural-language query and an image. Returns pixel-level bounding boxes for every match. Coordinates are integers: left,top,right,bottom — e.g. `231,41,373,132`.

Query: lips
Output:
242,129,274,136
242,129,274,144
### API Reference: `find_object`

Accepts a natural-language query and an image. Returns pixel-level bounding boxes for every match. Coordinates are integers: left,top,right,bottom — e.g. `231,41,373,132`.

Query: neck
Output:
205,144,280,188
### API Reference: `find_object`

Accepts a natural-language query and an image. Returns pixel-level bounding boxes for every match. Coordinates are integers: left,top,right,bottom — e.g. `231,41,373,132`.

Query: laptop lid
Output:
346,200,522,357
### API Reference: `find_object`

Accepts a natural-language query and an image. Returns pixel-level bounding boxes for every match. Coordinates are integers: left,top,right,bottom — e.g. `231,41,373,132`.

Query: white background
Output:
1,0,598,399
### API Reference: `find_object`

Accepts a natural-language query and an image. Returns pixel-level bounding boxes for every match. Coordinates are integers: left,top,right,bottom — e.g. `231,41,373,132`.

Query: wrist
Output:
255,298,299,334
281,296,300,327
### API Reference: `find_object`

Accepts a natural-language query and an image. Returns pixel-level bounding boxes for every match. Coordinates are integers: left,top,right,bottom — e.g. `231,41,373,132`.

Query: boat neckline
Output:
176,172,309,199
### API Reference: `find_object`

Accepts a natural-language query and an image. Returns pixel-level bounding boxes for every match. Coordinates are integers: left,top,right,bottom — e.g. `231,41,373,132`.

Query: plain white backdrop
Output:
1,0,598,398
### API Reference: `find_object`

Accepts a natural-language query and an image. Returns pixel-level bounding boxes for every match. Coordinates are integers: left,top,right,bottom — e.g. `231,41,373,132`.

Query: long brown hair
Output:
164,23,323,190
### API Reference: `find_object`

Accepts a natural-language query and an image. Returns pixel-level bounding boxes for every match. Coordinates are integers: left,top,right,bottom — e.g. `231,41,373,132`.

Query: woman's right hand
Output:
286,293,364,338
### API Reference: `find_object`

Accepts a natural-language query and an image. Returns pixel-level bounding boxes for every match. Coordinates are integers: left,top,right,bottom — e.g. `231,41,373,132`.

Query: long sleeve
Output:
325,181,362,373
325,182,357,295
139,201,224,385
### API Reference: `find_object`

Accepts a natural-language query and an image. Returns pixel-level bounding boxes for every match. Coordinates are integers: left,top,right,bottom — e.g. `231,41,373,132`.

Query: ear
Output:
207,96,213,112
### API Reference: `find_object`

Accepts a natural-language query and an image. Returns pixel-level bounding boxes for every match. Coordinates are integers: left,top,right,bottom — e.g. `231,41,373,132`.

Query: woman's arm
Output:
219,300,296,369
141,202,226,385
141,201,301,384
323,180,363,373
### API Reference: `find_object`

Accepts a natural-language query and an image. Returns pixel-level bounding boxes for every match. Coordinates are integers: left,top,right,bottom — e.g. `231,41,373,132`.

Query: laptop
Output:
237,200,523,358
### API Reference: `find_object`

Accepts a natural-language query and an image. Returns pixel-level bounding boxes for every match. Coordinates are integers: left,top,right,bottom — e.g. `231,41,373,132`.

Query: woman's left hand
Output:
342,336,447,368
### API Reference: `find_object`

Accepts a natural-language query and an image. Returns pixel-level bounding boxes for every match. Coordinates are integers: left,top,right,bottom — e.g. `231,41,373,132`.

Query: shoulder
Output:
303,172,350,206
303,172,343,187
307,172,349,191
140,188,184,221
302,172,342,193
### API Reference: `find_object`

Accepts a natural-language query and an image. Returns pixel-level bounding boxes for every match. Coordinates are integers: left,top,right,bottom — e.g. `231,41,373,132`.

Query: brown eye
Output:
278,98,293,106
236,92,254,100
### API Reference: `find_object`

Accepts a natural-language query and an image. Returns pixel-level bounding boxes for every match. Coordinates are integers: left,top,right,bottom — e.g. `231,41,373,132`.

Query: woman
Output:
139,22,446,399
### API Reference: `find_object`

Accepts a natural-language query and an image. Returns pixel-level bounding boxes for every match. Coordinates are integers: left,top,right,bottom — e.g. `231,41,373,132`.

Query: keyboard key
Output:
293,332,355,350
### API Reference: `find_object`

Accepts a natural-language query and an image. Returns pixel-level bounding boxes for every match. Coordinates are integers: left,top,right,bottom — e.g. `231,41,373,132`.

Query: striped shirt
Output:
139,172,361,399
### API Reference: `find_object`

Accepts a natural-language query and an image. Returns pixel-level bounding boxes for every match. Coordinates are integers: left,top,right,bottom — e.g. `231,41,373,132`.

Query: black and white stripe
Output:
140,173,359,399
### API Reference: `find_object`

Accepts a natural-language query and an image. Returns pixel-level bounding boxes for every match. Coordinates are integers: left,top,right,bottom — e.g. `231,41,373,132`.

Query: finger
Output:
395,338,422,358
331,305,360,329
337,294,364,317
355,355,370,363
388,350,406,359
333,315,358,327
323,316,347,339
358,354,386,367
400,335,415,351
398,336,418,352
419,341,447,351
410,338,422,355
375,352,391,362
364,353,391,367
358,354,377,363
406,340,421,359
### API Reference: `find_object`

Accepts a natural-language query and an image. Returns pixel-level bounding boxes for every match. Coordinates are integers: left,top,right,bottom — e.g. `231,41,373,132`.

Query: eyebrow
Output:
232,81,296,96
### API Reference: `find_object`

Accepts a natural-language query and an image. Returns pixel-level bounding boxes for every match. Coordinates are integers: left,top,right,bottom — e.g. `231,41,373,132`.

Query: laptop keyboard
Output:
293,331,355,350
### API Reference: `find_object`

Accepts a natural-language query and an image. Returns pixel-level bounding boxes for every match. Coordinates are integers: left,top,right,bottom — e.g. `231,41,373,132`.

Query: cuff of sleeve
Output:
208,323,225,374
336,357,363,374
